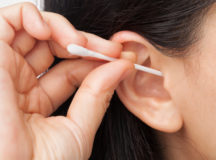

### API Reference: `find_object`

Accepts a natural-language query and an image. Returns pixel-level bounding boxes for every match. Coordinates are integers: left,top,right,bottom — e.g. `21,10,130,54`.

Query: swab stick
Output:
67,44,163,77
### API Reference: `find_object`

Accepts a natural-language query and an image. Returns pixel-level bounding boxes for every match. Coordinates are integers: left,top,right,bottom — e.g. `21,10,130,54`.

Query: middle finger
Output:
38,59,102,115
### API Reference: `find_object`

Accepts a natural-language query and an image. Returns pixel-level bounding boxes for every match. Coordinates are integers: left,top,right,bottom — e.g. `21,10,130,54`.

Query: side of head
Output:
46,0,216,159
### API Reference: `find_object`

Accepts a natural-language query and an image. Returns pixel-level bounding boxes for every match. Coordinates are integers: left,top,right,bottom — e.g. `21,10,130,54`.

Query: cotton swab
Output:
67,44,163,77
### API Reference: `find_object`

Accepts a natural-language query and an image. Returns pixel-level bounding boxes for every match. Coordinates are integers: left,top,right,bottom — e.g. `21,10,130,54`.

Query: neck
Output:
156,129,206,160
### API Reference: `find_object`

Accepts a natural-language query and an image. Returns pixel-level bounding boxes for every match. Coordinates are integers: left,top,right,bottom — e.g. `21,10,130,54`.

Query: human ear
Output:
111,31,183,133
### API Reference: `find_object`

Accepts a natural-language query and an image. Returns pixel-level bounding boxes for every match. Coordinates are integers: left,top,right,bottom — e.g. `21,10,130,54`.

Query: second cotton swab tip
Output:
67,44,163,77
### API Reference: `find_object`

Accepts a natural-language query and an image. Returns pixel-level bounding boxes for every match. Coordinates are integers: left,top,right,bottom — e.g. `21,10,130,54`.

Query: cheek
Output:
169,52,216,156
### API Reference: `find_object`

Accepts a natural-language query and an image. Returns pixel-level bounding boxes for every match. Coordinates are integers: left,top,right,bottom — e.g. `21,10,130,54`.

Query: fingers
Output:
80,31,123,59
121,51,137,63
12,30,36,56
0,2,51,42
0,68,28,160
0,68,21,129
48,41,80,59
0,41,21,122
0,3,86,56
48,31,123,60
25,41,54,76
39,60,102,114
0,15,15,44
42,12,87,51
67,60,134,153
0,2,123,69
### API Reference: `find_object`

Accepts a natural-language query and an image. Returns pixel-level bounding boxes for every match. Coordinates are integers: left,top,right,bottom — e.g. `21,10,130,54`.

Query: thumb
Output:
67,59,134,158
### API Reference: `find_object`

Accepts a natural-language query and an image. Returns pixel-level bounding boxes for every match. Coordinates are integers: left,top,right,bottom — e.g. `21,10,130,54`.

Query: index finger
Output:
49,31,123,59
0,2,86,49
0,2,122,60
0,3,51,43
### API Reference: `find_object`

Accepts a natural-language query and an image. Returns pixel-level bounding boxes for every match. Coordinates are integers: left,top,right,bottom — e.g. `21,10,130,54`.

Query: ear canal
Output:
134,58,171,101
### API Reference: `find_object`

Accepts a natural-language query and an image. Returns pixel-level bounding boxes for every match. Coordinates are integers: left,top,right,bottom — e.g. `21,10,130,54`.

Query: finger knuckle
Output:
0,16,15,44
43,12,87,46
43,11,66,21
21,2,38,10
0,41,14,68
0,40,10,51
77,32,88,47
82,83,101,98
66,71,80,88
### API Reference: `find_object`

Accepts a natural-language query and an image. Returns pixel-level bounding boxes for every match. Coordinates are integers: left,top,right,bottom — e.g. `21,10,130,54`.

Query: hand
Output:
0,3,134,160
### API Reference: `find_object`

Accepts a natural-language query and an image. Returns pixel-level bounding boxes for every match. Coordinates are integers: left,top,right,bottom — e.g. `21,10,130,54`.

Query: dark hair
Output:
46,0,216,159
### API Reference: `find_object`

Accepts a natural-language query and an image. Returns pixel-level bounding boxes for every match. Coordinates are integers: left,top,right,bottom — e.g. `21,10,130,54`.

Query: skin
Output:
0,3,134,160
1,2,216,160
161,6,216,160
112,4,216,160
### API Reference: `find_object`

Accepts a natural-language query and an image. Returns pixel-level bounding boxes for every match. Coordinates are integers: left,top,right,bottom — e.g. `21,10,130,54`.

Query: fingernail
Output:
120,51,137,63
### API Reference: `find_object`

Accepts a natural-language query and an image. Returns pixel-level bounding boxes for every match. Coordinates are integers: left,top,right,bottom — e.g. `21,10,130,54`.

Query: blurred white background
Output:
0,0,44,10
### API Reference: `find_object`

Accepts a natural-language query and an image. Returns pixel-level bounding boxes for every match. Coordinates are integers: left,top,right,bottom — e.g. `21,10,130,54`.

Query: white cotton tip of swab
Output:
67,44,89,57
67,44,163,77
67,44,116,61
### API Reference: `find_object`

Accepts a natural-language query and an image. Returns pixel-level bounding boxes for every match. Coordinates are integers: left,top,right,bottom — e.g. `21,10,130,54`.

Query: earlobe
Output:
112,31,183,133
